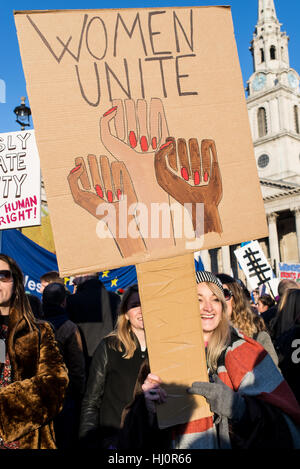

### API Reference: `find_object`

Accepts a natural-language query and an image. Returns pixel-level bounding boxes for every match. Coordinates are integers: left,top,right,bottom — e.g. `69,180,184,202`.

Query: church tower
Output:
247,0,300,184
196,1,300,275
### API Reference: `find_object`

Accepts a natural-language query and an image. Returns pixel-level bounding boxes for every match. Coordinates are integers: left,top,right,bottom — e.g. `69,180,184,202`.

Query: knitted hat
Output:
195,271,224,294
126,291,141,311
120,284,141,314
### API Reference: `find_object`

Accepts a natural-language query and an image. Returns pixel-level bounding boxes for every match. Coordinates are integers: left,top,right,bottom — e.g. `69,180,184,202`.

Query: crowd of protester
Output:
0,253,299,449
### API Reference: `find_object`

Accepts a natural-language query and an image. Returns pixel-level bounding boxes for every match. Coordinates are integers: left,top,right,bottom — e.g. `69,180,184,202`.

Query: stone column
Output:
221,245,231,275
270,99,280,133
267,212,280,273
199,250,211,272
279,96,285,131
293,208,300,262
249,108,257,140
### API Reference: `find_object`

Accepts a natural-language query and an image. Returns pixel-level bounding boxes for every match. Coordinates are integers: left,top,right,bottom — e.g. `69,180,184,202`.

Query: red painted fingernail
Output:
194,171,200,185
95,185,103,198
159,141,172,150
70,164,81,174
117,189,122,200
204,172,209,182
140,136,148,152
107,190,113,203
129,131,137,148
103,106,117,117
181,167,189,181
152,137,157,150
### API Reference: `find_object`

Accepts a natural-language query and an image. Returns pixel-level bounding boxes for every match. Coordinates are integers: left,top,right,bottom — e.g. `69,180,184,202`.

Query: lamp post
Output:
11,96,32,241
13,96,31,130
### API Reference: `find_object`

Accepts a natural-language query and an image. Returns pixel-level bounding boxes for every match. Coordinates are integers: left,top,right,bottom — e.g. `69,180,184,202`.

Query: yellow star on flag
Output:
111,278,118,287
102,271,110,278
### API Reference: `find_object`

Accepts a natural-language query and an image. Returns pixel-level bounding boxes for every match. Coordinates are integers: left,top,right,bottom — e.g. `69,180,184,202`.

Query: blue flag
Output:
1,229,205,296
1,229,58,299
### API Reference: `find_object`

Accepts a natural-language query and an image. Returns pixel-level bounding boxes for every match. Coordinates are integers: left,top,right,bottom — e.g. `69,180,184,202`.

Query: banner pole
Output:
136,253,212,429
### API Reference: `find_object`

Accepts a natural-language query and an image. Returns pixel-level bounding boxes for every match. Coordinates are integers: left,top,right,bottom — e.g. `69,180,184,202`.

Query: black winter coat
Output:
274,323,300,405
79,335,148,448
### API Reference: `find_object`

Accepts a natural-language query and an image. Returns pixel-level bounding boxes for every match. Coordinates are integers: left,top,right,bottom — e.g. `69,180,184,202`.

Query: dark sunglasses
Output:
223,288,233,301
0,270,13,282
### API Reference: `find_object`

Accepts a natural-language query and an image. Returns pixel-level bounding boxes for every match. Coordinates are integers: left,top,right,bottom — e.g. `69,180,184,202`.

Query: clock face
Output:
252,73,266,92
288,72,298,89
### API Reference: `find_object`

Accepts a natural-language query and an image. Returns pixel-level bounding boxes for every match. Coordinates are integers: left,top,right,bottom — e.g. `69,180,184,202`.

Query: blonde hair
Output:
229,282,266,337
107,284,140,359
277,285,298,313
203,283,231,371
108,314,139,359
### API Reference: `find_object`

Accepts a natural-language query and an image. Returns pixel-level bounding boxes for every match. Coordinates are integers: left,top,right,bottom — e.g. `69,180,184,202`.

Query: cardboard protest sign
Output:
279,263,300,284
14,6,268,277
137,253,212,428
0,130,41,229
234,241,274,292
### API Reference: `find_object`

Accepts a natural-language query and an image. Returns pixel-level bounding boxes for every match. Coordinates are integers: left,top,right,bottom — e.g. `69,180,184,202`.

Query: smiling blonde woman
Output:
126,271,300,450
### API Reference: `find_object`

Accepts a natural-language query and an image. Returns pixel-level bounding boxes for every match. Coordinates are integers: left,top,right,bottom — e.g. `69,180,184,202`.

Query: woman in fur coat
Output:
0,254,69,449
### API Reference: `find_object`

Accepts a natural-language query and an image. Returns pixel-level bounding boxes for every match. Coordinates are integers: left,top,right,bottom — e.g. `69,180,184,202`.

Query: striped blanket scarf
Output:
172,327,300,449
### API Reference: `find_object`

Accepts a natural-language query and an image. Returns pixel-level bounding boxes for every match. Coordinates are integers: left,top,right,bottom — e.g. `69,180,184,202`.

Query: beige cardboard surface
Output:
136,253,212,428
14,6,268,277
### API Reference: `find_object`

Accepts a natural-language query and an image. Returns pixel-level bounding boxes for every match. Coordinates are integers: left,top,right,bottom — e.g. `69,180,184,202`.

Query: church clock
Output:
288,71,298,89
252,73,267,92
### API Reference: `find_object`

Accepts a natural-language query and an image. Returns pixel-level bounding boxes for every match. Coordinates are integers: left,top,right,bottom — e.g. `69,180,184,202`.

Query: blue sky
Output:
0,0,299,133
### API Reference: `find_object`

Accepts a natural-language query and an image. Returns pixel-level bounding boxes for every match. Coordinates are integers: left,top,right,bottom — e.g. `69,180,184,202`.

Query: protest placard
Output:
0,129,41,229
234,241,275,293
15,6,268,427
279,262,300,284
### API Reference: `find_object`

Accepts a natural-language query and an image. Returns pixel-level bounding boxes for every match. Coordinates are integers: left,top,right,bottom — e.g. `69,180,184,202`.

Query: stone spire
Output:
257,0,278,25
250,0,289,73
